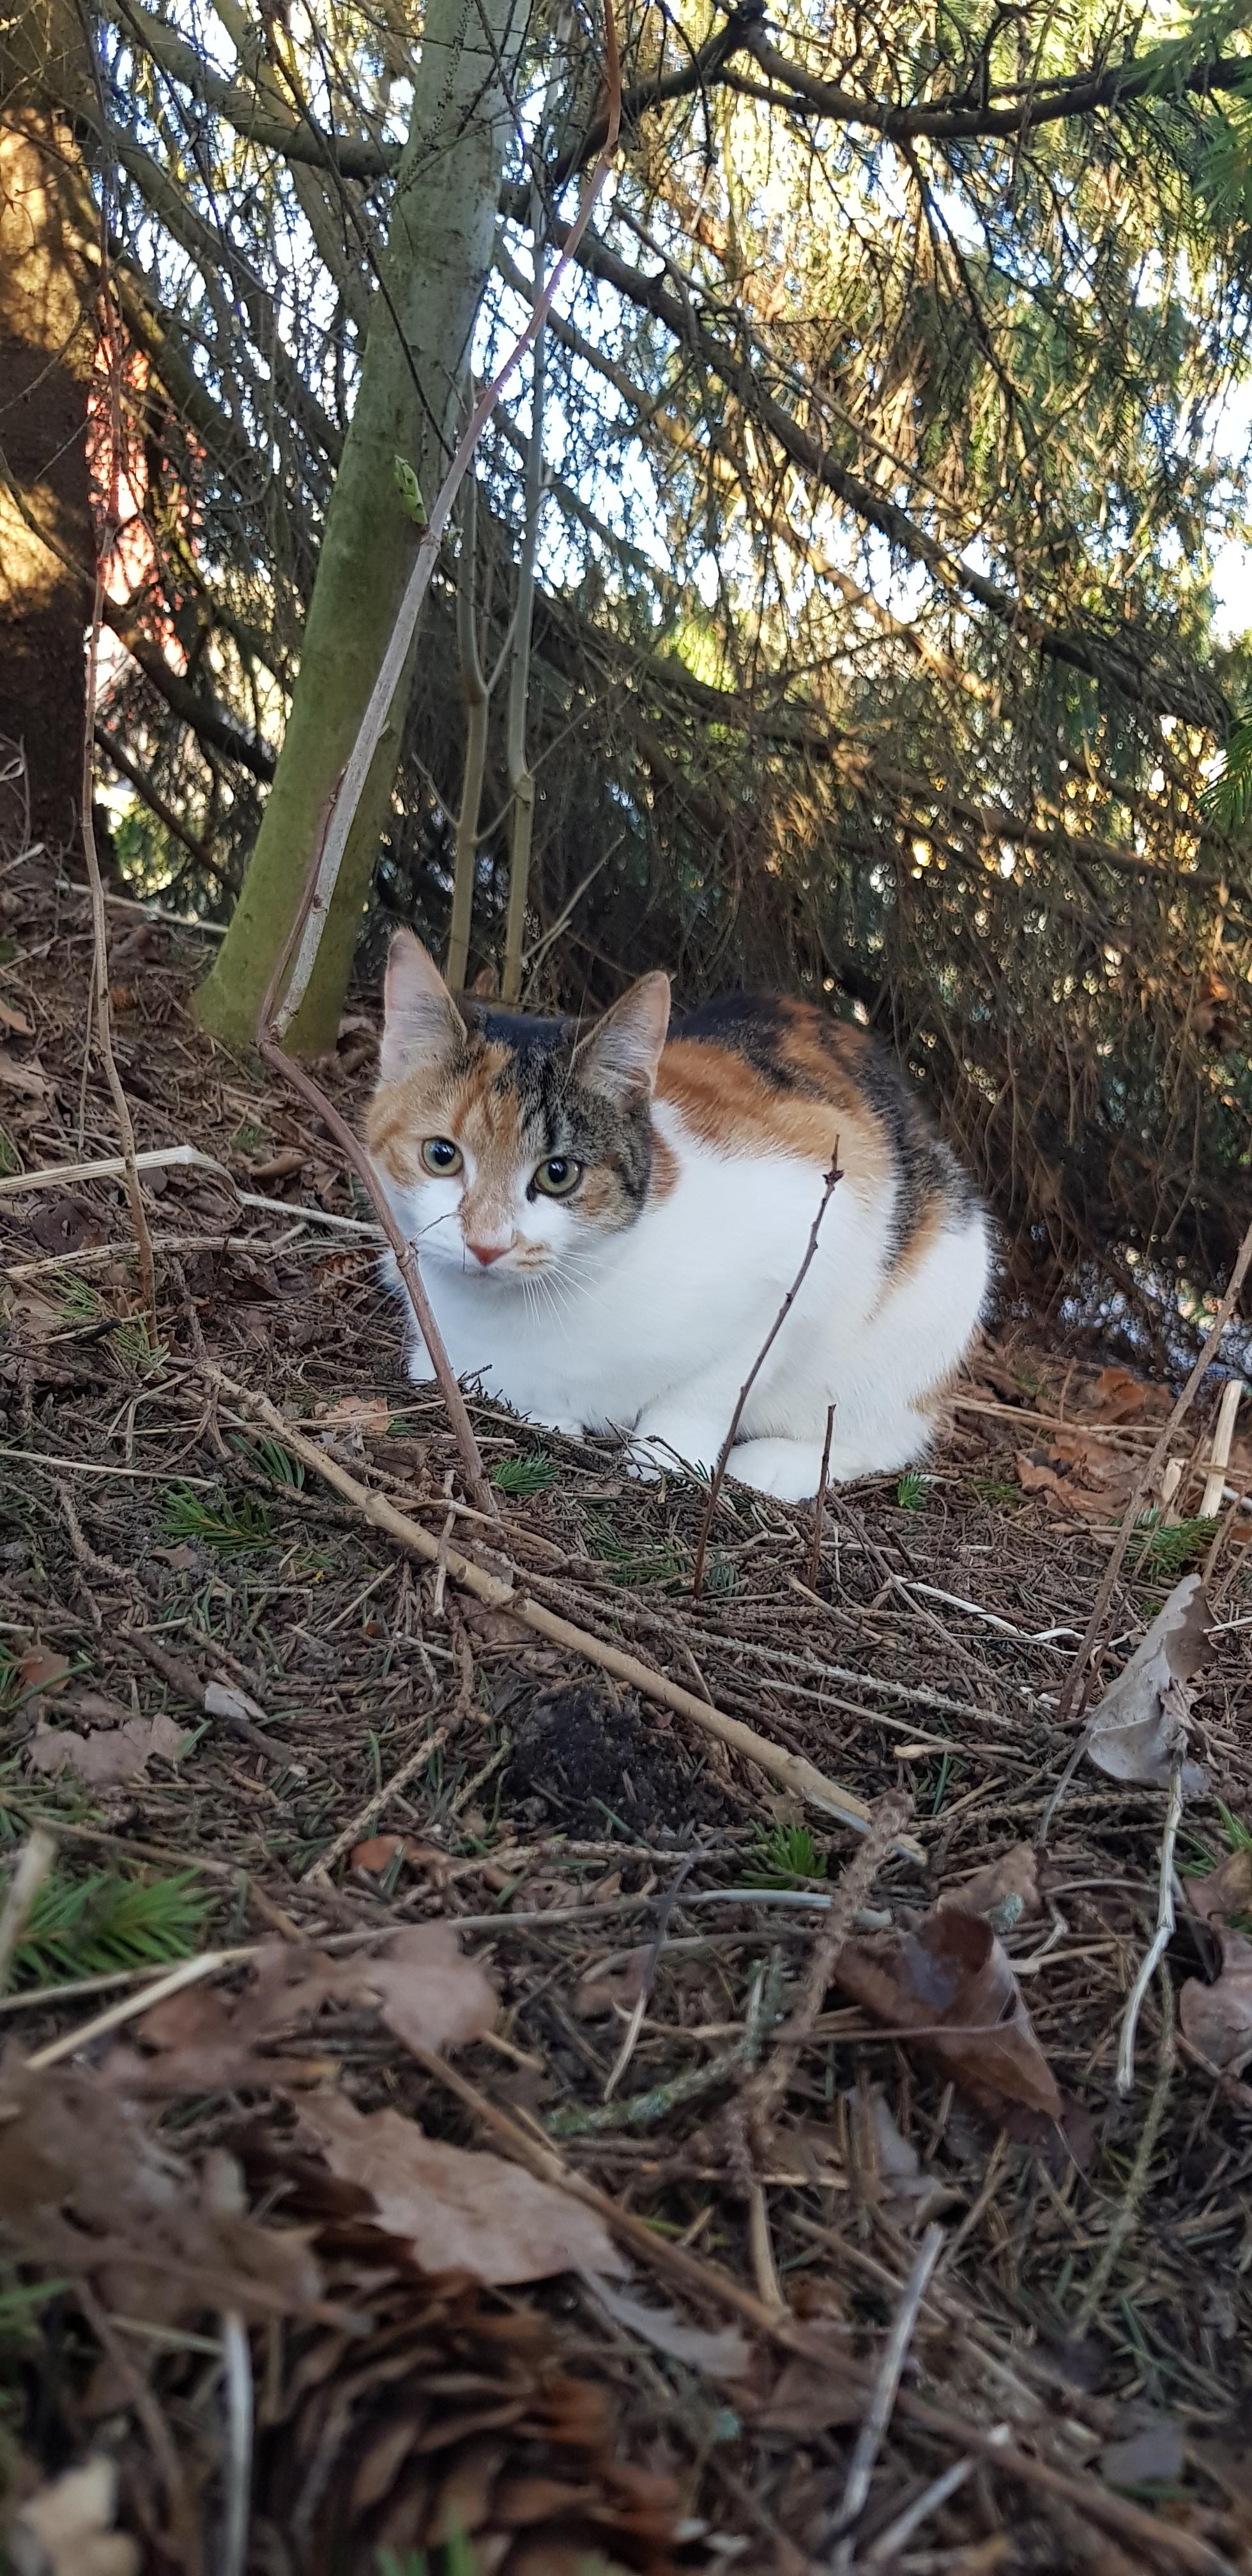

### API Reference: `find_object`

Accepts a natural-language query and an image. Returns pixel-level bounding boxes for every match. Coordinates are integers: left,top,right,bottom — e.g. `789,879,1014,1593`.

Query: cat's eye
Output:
532,1154,583,1199
420,1137,462,1176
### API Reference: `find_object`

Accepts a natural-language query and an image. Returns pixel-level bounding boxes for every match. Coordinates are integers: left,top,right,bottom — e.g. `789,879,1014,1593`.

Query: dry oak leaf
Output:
574,1944,653,2021
849,2082,961,2229
1085,1573,1210,1790
0,1049,50,1098
0,2058,321,2319
1184,1845,1252,1927
832,1906,1062,2126
26,1711,191,1786
313,1394,392,1436
938,1843,1041,1935
589,2277,749,2382
297,2092,625,2285
1180,1926,1252,2073
113,1926,496,2093
17,1645,71,1698
8,2455,138,2576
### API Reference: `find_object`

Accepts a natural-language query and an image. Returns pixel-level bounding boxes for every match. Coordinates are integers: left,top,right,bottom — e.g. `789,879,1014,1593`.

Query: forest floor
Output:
1,855,1251,2576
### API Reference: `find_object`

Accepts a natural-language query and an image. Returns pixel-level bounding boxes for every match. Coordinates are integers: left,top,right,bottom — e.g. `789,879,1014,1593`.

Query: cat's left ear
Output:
574,972,671,1103
379,929,466,1084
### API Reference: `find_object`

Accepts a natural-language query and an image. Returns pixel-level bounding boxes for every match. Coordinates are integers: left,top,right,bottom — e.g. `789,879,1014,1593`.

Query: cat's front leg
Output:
625,1402,733,1483
404,1334,436,1386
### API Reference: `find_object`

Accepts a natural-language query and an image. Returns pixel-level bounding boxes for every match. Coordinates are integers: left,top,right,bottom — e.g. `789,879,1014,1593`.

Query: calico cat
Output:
367,930,990,1499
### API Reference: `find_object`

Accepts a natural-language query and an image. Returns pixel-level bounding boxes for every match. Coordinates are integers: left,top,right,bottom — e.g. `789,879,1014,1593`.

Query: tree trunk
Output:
0,3,96,865
194,0,529,1055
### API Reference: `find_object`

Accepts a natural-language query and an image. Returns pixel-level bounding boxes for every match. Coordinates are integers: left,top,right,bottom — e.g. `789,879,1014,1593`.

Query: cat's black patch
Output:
675,990,804,1089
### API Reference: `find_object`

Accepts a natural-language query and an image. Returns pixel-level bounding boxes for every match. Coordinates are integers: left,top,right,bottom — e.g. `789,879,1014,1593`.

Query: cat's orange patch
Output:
657,1032,887,1195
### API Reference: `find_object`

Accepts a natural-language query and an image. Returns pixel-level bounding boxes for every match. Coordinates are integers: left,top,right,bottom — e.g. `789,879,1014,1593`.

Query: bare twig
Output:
807,1401,836,1588
693,1151,842,1595
1116,1738,1186,2097
254,846,498,1519
1081,1968,1175,2323
300,1726,450,1882
81,578,158,1332
1057,1211,1252,1726
0,1831,57,1993
744,1793,906,2148
204,1362,920,1850
828,2221,947,2570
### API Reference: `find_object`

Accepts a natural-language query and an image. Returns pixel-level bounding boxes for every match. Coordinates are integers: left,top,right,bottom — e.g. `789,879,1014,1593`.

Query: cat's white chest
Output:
401,1112,865,1436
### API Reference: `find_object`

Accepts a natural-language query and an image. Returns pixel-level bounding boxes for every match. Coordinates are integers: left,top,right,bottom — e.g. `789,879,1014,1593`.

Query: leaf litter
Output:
3,901,1252,2571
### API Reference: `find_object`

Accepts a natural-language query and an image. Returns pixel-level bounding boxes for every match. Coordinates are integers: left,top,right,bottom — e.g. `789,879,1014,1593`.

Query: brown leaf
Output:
833,1906,1062,2126
26,1713,192,1786
1086,1574,1210,1789
1090,1368,1151,1425
938,1843,1041,1934
248,1146,308,1182
0,2058,321,2320
573,1945,652,2020
297,2094,626,2285
850,2083,962,2228
17,1646,70,1698
752,2329,862,2434
27,1196,100,1257
1180,1928,1252,2071
313,1395,392,1436
589,2278,750,2380
364,1922,498,2057
0,996,33,1037
112,1929,494,2094
1184,1846,1252,1926
8,2456,139,2576
0,1050,50,1098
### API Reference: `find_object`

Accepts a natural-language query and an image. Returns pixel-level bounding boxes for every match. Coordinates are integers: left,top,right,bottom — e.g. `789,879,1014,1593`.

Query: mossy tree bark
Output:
194,0,528,1055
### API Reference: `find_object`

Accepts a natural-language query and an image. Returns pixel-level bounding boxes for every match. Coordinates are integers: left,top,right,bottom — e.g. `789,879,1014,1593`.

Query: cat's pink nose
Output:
467,1241,507,1267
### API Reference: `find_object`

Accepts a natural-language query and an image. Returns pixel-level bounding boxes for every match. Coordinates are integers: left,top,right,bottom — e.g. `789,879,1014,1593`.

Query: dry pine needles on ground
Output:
1,857,1251,2574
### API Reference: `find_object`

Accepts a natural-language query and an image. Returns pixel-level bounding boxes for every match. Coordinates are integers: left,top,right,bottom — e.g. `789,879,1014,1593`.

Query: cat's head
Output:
366,931,671,1282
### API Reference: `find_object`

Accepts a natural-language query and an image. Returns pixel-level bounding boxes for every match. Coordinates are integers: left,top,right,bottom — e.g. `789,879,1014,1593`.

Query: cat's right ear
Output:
379,930,466,1084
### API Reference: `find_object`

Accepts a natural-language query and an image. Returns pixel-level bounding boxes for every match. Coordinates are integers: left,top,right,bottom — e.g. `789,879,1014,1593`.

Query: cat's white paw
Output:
538,1413,588,1439
625,1424,722,1482
726,1438,833,1501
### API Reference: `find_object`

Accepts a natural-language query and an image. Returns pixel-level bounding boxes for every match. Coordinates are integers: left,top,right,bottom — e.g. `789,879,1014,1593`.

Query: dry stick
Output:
1080,1970,1176,2329
807,1401,837,1589
1200,1375,1244,1517
1116,1740,1186,2097
81,577,157,1332
692,1152,842,1597
829,2220,947,2572
206,1363,919,1851
0,1831,57,1992
272,8,623,1036
253,808,498,1523
300,1726,450,1883
744,1793,907,2147
1057,1211,1252,1729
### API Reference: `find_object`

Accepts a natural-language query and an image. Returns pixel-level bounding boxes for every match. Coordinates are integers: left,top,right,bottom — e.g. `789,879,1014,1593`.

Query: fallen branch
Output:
204,1363,918,1851
254,799,498,1521
692,1149,842,1595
